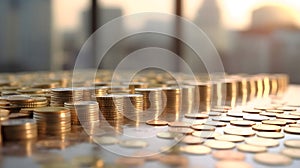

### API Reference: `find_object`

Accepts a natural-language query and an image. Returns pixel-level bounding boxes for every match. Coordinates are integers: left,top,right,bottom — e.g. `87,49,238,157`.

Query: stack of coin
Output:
275,74,289,96
222,79,237,107
189,82,212,111
122,82,148,93
4,95,48,108
1,119,37,141
107,86,131,94
64,101,100,125
50,88,83,107
119,94,143,123
33,107,71,135
252,76,264,99
80,86,108,101
160,87,181,121
134,88,166,120
269,75,279,96
181,85,196,114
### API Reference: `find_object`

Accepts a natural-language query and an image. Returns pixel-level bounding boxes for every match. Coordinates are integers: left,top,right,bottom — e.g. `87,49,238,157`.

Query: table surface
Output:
1,85,300,168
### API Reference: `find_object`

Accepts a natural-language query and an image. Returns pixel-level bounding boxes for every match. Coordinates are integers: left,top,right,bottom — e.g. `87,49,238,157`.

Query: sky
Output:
53,0,300,32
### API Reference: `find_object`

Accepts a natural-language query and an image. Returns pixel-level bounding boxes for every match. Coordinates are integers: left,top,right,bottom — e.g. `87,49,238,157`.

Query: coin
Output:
212,150,245,160
254,153,292,166
192,131,221,139
175,135,204,145
289,111,300,116
119,139,148,148
242,109,261,114
157,131,180,139
204,140,235,150
191,124,216,131
93,136,118,145
252,124,281,132
215,135,245,143
276,119,297,124
224,127,256,137
256,132,285,139
213,116,241,122
168,121,191,127
146,120,168,126
179,145,211,155
289,124,300,128
276,114,300,120
168,127,194,134
230,120,255,127
262,120,286,126
277,106,297,111
243,114,269,121
215,161,252,168
227,113,244,118
266,109,284,113
205,121,227,127
237,144,267,153
284,139,300,148
184,113,209,119
72,155,104,168
245,137,279,147
284,127,300,134
35,140,70,149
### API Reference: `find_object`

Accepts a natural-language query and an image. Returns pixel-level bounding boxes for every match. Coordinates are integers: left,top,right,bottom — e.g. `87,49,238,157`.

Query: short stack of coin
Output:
122,82,148,93
64,101,100,125
1,119,37,141
80,86,108,101
50,88,83,107
4,95,48,108
33,107,71,135
134,88,166,120
160,87,181,121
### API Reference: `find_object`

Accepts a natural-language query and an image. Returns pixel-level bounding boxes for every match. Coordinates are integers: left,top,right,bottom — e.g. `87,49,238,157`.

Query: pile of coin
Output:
33,107,71,135
134,88,166,120
50,88,83,107
1,119,37,141
64,101,100,125
160,87,181,121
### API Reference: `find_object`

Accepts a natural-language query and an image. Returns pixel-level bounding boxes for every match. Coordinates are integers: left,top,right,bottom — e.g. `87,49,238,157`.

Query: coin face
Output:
289,124,300,128
237,144,267,153
256,132,285,139
119,139,148,148
245,137,279,147
179,145,211,155
281,148,300,159
230,120,255,127
224,128,256,137
191,124,216,131
192,131,221,139
175,135,204,145
215,134,245,143
254,153,292,166
252,124,281,132
205,121,227,127
243,114,269,121
284,139,300,148
262,120,286,126
242,109,261,114
284,127,300,134
204,140,236,150
212,150,245,160
215,161,252,168
146,120,168,126
276,114,300,120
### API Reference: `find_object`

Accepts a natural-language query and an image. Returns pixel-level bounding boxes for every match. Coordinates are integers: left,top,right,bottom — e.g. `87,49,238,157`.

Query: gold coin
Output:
242,109,261,114
215,135,245,143
211,108,228,113
281,148,300,159
284,139,300,148
160,146,180,154
0,109,9,116
93,136,118,145
277,106,297,111
146,120,168,126
284,127,300,134
227,113,244,118
276,119,297,124
192,131,221,139
243,114,269,121
168,127,194,134
256,132,285,139
276,114,300,120
215,161,252,168
213,116,241,122
230,120,255,127
266,109,284,113
289,124,300,128
184,113,209,119
245,137,279,147
119,139,148,148
262,120,286,126
204,140,236,150
237,144,267,153
252,124,281,132
157,131,180,139
205,121,227,127
115,157,144,167
213,150,245,160
260,112,278,117
254,153,292,166
191,124,216,131
224,128,256,137
159,154,188,166
175,135,204,145
254,105,274,111
168,121,191,127
288,111,300,116
179,145,211,155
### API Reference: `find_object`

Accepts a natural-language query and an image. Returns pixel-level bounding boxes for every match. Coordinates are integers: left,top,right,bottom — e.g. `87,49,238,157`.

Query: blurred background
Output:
1,0,300,83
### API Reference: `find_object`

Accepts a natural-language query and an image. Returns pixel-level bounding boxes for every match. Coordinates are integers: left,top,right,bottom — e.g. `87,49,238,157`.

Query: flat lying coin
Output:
288,112,300,116
157,131,180,139
266,109,284,113
184,113,208,119
213,150,245,160
245,137,279,147
237,144,267,153
119,139,148,148
289,124,300,128
191,124,215,131
93,136,119,145
192,131,221,139
146,120,168,126
205,121,227,127
168,127,194,134
276,114,300,120
254,153,292,166
204,140,235,150
284,139,300,148
224,128,256,137
215,161,252,168
262,120,286,126
168,121,191,127
175,135,204,145
281,148,300,159
243,109,261,114
230,120,255,127
276,119,297,124
179,145,211,155
243,115,269,121
260,112,278,117
252,124,281,132
277,106,297,111
284,127,300,134
227,113,244,118
131,150,161,161
212,116,242,122
215,135,245,143
256,132,285,139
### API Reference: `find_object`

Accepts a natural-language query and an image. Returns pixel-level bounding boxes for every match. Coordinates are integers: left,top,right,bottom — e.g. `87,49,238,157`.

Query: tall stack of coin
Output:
246,77,256,101
134,88,166,120
80,86,108,101
1,119,37,141
181,85,196,114
64,101,100,125
160,87,181,121
119,94,143,124
220,79,237,107
190,82,212,112
275,74,289,96
50,88,83,107
269,75,278,96
33,107,71,135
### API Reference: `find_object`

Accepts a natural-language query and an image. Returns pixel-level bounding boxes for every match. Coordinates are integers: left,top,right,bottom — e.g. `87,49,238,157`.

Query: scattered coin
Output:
213,150,245,160
289,123,300,128
276,114,300,120
254,152,292,166
289,111,300,116
192,131,221,139
204,140,236,150
179,145,211,155
284,139,300,148
191,124,216,131
227,113,244,118
35,140,70,149
242,109,261,114
211,108,228,113
204,121,227,127
213,116,241,122
277,106,297,111
237,144,267,153
281,148,300,159
119,139,148,148
259,112,278,117
215,134,245,143
215,161,252,168
230,120,255,127
245,137,279,147
266,109,284,113
168,127,194,134
284,127,300,134
157,131,180,139
168,121,191,127
175,135,204,145
276,119,297,124
224,128,256,137
184,113,209,119
146,120,168,126
252,124,281,132
256,132,285,139
262,120,286,126
243,114,269,121
131,150,161,161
